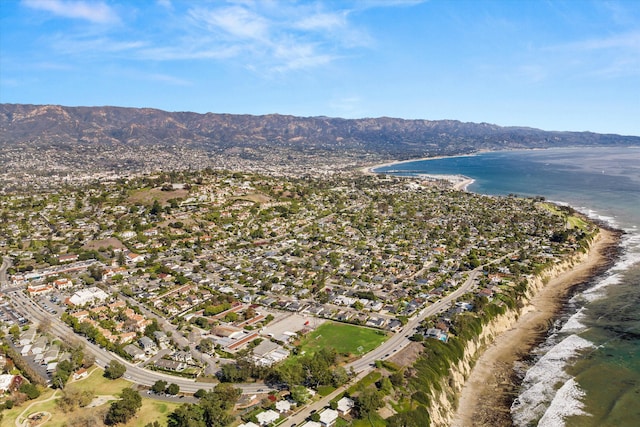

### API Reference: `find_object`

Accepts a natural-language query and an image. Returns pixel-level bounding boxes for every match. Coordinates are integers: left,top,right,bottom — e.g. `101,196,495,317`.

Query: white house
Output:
336,396,355,416
255,409,279,426
275,399,292,413
318,408,339,427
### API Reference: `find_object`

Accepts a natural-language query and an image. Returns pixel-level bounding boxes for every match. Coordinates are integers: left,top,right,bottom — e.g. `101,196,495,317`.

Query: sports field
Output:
298,321,388,356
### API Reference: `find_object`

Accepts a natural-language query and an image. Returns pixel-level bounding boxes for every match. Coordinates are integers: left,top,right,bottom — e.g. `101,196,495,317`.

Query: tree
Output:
105,389,142,425
166,383,180,395
290,385,311,404
104,360,126,379
151,380,168,394
198,338,214,354
168,403,205,427
53,360,74,388
355,387,383,418
19,382,41,399
9,324,20,340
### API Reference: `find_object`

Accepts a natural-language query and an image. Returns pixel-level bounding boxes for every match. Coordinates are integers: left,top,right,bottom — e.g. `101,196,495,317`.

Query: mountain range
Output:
1,103,638,189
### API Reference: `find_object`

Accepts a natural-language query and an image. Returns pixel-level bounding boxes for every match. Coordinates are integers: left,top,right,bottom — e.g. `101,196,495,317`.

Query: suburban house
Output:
336,396,355,416
123,344,145,361
255,409,279,426
318,408,339,427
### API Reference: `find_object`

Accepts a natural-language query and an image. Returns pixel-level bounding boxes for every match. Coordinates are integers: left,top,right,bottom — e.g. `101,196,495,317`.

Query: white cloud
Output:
50,35,146,56
329,95,364,117
191,5,269,41
561,30,640,51
543,30,640,78
156,0,172,10
23,0,119,24
148,73,191,86
295,11,348,31
25,0,421,75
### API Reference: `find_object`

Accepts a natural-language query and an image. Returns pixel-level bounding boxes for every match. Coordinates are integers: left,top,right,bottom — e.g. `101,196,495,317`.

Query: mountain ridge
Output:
1,103,638,190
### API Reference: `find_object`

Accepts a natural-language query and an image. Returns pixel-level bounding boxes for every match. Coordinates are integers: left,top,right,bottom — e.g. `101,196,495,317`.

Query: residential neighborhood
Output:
0,168,596,426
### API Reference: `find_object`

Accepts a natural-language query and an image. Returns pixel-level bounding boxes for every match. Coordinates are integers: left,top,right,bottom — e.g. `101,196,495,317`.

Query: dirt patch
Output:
387,341,423,368
86,394,117,408
82,237,125,251
26,411,50,426
235,193,271,204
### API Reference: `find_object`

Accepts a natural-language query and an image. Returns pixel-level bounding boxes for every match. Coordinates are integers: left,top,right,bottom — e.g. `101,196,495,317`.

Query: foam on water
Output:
512,335,595,426
560,307,587,333
537,378,591,427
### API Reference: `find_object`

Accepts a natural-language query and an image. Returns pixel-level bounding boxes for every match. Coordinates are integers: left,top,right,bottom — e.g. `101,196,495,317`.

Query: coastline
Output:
452,227,620,426
362,157,476,191
363,154,627,426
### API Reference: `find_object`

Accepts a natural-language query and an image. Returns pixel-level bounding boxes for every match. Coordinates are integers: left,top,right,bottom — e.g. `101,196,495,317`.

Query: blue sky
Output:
1,0,639,135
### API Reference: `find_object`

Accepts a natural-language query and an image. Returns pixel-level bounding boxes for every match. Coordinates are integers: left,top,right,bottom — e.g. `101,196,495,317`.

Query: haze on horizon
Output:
1,0,639,136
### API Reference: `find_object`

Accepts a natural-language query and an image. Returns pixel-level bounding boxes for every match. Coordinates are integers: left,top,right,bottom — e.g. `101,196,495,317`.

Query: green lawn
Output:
298,322,388,357
3,366,181,427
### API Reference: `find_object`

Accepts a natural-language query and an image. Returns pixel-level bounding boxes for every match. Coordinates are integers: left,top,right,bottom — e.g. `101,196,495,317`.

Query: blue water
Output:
374,147,640,426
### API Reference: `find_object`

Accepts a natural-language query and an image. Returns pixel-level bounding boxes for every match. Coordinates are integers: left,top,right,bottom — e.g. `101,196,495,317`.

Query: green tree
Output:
52,360,74,389
105,388,142,425
19,382,41,399
198,338,214,354
166,383,180,395
290,385,311,404
168,403,205,427
355,387,383,418
104,360,126,379
151,380,168,394
9,324,20,340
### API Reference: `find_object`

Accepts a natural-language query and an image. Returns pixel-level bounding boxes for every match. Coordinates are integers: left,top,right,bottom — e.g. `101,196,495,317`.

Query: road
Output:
119,294,220,376
0,256,12,287
6,289,272,395
281,267,484,427
5,252,509,423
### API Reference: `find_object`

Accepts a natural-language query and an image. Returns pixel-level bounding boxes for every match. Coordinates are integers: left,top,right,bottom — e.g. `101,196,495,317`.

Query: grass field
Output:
298,321,388,357
4,367,181,427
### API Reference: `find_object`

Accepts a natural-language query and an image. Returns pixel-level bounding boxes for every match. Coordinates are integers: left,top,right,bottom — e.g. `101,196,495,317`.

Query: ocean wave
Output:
579,231,640,303
560,307,587,333
537,378,591,427
582,273,622,302
512,334,595,426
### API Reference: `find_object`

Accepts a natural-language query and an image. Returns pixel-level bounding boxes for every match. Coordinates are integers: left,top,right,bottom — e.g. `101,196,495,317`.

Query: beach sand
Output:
452,227,619,427
362,160,475,191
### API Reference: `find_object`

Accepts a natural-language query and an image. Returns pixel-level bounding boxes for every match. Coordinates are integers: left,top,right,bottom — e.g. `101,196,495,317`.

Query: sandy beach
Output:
452,227,619,427
362,158,476,191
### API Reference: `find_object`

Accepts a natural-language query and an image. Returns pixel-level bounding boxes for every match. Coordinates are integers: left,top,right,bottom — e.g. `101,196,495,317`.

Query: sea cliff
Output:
418,227,619,427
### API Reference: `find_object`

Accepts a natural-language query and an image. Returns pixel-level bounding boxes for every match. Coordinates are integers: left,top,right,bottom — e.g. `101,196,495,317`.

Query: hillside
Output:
1,103,638,190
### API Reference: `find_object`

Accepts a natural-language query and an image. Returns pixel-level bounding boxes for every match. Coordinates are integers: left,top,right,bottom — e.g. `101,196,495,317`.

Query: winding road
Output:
6,252,511,425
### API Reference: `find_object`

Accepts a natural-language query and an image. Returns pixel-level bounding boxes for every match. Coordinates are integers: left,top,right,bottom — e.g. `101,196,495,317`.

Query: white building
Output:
336,396,355,415
318,408,339,427
67,287,109,306
0,374,16,392
255,409,279,426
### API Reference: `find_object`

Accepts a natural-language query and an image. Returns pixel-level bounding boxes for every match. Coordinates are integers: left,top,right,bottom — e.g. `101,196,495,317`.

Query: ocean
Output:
373,147,640,426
